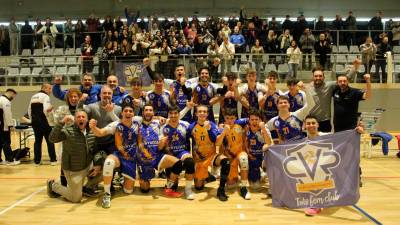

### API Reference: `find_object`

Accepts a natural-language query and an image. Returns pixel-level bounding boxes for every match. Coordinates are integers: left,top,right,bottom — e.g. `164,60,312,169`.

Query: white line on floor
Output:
239,213,246,220
0,186,45,216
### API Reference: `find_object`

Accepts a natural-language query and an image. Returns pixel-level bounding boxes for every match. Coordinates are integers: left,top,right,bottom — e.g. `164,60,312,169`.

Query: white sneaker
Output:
50,162,57,166
0,161,7,165
185,188,195,200
35,163,41,167
10,160,21,166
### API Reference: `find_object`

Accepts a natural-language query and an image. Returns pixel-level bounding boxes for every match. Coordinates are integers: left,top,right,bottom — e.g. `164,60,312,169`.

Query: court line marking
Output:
0,186,45,216
352,204,382,225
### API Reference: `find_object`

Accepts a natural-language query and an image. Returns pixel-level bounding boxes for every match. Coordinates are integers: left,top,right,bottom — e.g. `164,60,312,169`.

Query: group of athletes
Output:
45,62,370,214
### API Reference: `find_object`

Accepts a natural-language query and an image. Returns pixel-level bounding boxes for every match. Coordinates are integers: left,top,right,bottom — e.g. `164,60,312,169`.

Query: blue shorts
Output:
248,155,263,182
137,153,166,181
173,150,190,160
113,151,136,180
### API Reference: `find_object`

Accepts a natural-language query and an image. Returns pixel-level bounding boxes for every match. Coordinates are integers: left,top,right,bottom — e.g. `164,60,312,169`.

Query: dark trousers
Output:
318,120,332,133
0,130,13,162
32,125,56,164
375,60,387,83
82,60,94,73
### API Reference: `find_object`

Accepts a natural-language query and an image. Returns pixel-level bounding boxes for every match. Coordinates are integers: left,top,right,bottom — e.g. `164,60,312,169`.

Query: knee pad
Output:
103,158,115,177
220,158,230,176
183,158,195,174
238,153,249,170
123,188,133,194
170,160,183,175
140,188,150,193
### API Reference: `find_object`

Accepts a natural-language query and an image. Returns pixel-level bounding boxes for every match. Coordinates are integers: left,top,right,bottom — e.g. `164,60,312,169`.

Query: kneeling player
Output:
160,105,195,200
217,108,251,200
90,105,139,208
136,104,184,197
188,105,231,201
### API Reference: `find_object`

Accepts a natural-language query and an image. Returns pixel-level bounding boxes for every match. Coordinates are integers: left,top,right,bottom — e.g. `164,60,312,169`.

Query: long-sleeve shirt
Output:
0,95,13,131
53,84,102,105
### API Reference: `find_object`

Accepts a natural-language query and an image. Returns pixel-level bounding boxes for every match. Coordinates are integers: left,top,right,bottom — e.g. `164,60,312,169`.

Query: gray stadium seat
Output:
53,48,64,55
33,49,43,56
43,57,54,67
393,46,400,54
265,64,277,72
54,57,66,66
21,49,31,56
335,64,346,75
66,57,77,65
277,64,289,74
65,48,75,55
338,45,349,53
349,45,360,53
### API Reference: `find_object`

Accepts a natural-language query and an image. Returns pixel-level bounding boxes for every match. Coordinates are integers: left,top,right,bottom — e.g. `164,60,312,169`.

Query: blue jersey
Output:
115,122,140,157
262,91,280,121
192,84,217,122
161,120,190,156
146,90,171,118
240,83,264,118
171,80,192,122
136,120,162,165
285,91,305,112
219,91,239,124
120,95,145,116
267,114,304,143
246,129,267,157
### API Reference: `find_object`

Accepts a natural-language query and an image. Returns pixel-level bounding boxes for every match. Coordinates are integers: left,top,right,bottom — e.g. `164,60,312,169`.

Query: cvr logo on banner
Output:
282,142,341,196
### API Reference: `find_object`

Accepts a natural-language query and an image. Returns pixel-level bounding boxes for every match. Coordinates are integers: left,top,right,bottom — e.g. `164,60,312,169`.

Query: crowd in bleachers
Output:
1,8,400,84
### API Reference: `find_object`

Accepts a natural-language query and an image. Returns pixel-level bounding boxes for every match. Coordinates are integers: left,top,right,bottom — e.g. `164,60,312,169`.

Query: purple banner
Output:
115,62,152,87
266,130,360,209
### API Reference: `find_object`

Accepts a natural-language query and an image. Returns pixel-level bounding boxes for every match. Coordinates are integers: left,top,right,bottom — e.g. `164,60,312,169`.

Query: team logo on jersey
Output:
196,86,201,92
295,95,302,105
149,93,155,99
164,127,170,133
250,138,257,145
274,120,280,128
282,142,341,195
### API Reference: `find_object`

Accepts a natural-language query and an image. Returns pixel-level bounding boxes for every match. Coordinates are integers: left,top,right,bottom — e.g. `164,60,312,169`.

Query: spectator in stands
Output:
265,30,279,64
391,22,400,46
345,11,357,47
278,29,293,63
269,17,280,34
9,18,18,55
63,18,74,49
333,74,371,132
287,40,302,78
314,33,331,70
74,19,86,48
230,26,245,71
368,11,384,43
21,20,34,53
360,36,377,74
331,14,344,45
99,41,112,79
102,15,114,33
124,7,140,26
81,35,95,73
244,22,257,51
86,14,101,50
34,18,43,49
315,16,327,32
120,38,132,57
251,39,264,77
375,36,392,83
299,28,315,70
53,73,102,105
218,35,235,74
209,57,221,82
0,89,19,165
281,15,293,33
28,83,57,166
157,40,171,78
293,15,307,42
36,17,58,49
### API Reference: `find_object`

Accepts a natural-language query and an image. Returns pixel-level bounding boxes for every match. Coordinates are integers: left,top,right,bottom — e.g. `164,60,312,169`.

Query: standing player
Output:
146,73,172,120
218,72,241,124
258,71,282,122
238,68,265,118
266,82,316,143
120,77,146,116
192,67,221,123
283,78,306,112
216,108,251,200
160,105,196,200
188,105,231,201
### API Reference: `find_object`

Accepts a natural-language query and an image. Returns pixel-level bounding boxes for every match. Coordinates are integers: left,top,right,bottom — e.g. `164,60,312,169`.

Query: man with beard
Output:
333,74,371,132
192,67,221,123
47,111,105,203
106,74,127,105
83,86,121,155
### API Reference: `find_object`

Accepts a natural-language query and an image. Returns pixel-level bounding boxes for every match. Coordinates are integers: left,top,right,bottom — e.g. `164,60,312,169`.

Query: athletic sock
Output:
104,184,111,194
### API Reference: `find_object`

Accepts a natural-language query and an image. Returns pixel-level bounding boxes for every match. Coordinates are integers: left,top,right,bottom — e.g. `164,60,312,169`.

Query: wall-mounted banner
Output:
115,62,152,87
266,130,360,209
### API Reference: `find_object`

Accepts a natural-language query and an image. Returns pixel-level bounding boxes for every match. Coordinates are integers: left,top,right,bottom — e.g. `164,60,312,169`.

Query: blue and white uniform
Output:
283,90,306,112
160,120,191,159
146,90,172,119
